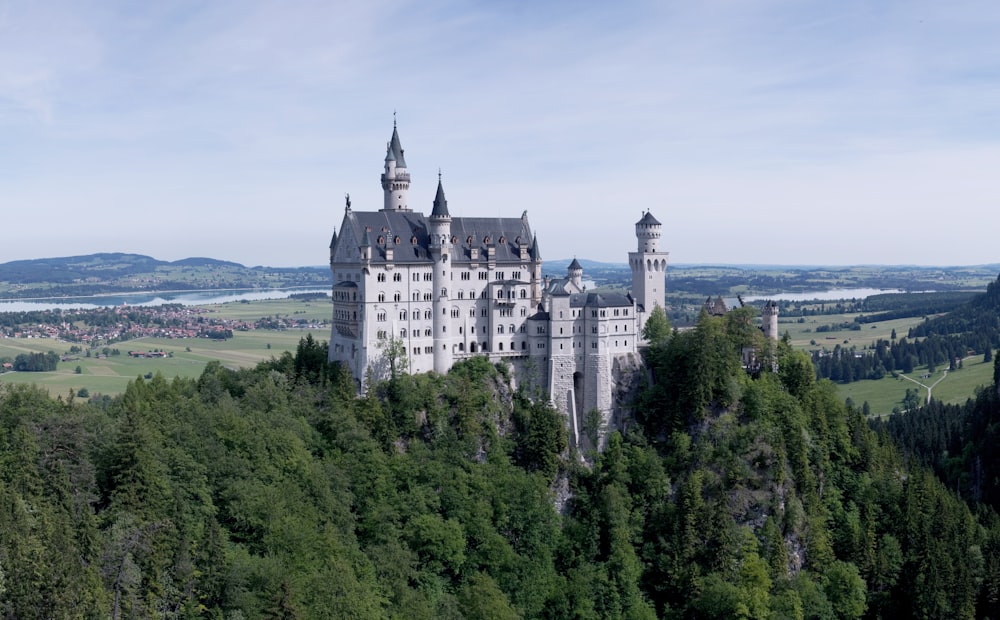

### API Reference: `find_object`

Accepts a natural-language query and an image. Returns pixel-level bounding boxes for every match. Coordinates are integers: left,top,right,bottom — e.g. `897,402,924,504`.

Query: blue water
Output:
0,288,330,312
743,288,905,303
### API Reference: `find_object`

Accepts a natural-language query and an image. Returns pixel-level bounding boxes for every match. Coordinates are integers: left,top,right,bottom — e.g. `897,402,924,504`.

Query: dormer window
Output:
467,236,474,245
499,236,505,245
377,236,385,245
484,235,491,244
411,235,418,245
394,236,401,244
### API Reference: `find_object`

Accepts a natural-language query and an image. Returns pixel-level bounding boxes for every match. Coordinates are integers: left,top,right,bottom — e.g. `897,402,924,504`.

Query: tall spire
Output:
431,170,450,218
381,116,411,211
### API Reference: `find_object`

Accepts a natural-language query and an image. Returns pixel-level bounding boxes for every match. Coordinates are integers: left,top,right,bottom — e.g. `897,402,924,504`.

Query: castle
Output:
327,122,669,447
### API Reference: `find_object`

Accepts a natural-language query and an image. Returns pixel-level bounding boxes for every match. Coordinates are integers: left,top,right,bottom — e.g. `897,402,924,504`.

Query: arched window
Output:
393,292,400,301
498,325,504,334
467,236,474,245
411,235,418,244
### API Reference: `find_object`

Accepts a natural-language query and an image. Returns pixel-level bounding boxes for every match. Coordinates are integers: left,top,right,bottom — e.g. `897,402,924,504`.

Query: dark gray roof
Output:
637,211,660,226
430,177,449,218
389,125,407,168
528,310,550,321
544,278,572,296
451,217,535,264
568,258,582,271
334,281,358,288
340,209,537,265
569,292,634,308
530,232,541,260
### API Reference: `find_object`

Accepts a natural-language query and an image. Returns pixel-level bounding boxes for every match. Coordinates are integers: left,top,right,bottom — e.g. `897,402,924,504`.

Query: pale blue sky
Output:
3,0,999,267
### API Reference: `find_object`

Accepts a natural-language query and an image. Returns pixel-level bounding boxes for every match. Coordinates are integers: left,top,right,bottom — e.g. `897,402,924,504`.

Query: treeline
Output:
812,334,978,382
858,291,977,320
10,351,59,371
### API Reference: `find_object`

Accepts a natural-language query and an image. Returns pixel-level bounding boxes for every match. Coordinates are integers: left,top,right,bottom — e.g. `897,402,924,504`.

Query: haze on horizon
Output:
3,1,999,268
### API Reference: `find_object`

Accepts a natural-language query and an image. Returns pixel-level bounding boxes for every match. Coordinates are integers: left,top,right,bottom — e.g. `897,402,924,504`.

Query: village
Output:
0,303,328,348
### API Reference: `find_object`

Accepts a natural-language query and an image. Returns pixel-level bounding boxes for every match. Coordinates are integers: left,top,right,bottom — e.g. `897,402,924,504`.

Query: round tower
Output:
381,121,411,211
761,300,779,341
635,209,661,252
629,210,670,338
429,174,453,373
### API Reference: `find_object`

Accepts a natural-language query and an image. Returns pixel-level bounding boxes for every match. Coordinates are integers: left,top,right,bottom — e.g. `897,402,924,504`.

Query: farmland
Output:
0,298,332,396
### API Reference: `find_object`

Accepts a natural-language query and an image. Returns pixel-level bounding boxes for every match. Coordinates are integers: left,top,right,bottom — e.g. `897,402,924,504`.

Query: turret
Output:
761,300,779,341
430,174,453,373
567,258,583,290
380,120,411,211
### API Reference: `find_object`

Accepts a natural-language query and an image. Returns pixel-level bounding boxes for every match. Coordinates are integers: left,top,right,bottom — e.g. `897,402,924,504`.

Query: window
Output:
461,272,470,280
412,292,419,301
413,273,420,282
378,293,385,302
399,311,407,320
425,310,431,319
498,342,504,351
592,310,598,318
377,330,386,339
478,272,488,280
513,271,521,280
520,289,527,298
520,325,526,333
377,312,386,322
497,290,504,299
424,273,432,281
377,273,386,282
592,326,597,334
469,308,475,317
592,342,597,349
393,292,401,302
393,273,402,282
425,328,431,337
424,293,432,301
520,307,527,317
400,329,407,338
458,291,464,299
521,341,527,350
451,309,460,318
481,308,488,317
441,288,447,297
498,325,505,334
496,272,505,280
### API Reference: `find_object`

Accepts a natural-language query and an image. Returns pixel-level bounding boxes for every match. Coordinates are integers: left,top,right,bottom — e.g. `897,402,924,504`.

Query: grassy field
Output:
836,356,993,417
0,297,332,396
777,312,930,352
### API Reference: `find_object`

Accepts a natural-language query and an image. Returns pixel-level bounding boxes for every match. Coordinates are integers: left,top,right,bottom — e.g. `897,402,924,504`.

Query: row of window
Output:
374,269,527,283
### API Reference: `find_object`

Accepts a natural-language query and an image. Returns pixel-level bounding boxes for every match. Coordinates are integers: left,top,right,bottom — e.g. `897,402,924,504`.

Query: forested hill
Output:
0,253,329,297
909,271,1000,340
2,326,1000,617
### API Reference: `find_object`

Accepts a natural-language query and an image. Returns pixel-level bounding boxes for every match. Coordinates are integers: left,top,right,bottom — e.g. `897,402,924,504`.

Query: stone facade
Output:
328,123,667,449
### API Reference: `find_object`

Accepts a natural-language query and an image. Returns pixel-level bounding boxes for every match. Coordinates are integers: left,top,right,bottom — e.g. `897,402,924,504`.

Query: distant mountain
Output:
0,253,329,299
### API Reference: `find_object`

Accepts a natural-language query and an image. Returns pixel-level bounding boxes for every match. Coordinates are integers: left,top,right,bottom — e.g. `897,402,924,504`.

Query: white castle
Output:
328,122,668,447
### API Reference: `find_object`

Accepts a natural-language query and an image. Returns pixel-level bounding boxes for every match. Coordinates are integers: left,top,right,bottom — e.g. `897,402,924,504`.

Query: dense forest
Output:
2,321,1000,617
812,275,1000,383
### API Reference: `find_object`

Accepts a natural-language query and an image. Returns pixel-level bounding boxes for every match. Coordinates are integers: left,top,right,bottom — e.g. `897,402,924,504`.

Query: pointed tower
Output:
381,120,411,211
429,173,453,373
629,210,669,338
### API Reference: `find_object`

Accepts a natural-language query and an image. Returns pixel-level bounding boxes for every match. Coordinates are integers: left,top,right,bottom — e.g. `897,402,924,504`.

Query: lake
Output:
743,288,905,303
0,288,330,312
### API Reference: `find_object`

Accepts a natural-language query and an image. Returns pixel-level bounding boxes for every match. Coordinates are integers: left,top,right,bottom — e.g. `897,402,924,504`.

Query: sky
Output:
2,0,1000,268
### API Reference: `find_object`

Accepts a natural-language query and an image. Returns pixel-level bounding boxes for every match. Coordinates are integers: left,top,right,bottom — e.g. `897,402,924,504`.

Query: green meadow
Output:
0,297,331,396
